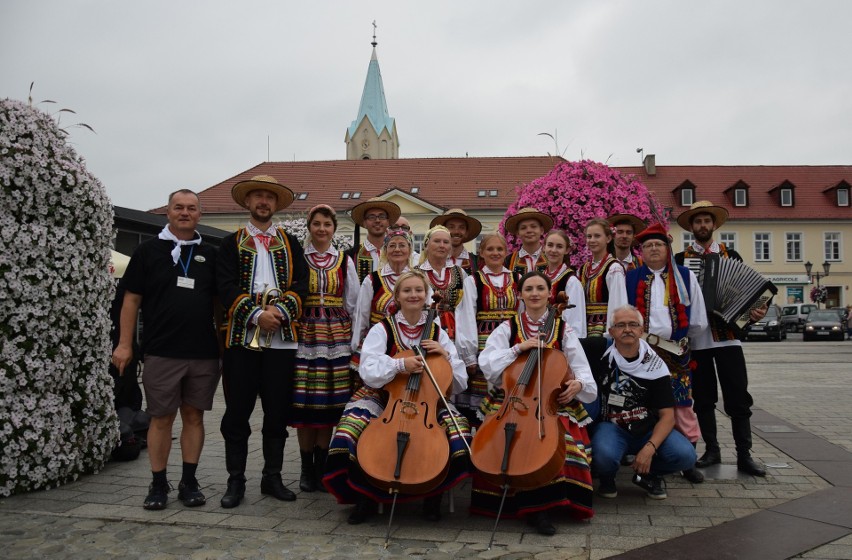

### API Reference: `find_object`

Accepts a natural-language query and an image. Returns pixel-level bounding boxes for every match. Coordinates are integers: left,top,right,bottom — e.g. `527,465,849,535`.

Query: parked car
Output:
802,310,845,341
780,303,818,333
744,304,786,341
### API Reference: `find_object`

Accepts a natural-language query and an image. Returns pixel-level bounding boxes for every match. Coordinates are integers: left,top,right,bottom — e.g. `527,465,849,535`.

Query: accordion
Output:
684,255,777,331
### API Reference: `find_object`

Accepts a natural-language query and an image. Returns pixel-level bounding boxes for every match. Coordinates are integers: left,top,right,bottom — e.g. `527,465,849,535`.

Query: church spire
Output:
345,22,399,160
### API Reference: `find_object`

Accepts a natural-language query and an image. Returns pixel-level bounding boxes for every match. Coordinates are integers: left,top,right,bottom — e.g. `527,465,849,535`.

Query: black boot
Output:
731,416,765,476
221,441,247,509
299,450,316,492
260,436,296,501
313,446,328,493
347,497,377,525
423,493,442,522
696,448,721,468
682,443,705,483
526,510,556,535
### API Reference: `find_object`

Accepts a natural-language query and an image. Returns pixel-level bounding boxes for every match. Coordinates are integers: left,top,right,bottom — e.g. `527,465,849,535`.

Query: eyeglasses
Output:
395,224,411,231
642,242,667,249
365,213,388,221
612,322,641,330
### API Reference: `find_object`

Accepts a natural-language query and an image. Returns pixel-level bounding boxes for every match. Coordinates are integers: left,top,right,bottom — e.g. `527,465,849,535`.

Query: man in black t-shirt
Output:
589,306,696,500
113,189,220,511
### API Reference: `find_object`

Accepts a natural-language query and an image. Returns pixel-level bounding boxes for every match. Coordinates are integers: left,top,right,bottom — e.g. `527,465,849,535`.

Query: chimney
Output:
643,154,656,176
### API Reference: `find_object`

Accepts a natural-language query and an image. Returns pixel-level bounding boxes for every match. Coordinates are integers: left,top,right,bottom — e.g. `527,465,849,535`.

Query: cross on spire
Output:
372,20,377,47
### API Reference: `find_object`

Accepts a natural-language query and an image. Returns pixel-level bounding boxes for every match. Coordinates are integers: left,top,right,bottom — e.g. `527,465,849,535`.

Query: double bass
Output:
471,294,574,490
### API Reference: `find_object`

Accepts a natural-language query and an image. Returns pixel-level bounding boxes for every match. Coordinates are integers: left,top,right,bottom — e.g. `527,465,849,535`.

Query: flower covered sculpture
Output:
0,98,117,496
500,160,668,268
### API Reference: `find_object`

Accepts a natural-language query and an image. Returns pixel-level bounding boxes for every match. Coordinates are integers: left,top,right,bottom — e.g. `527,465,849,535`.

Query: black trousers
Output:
220,346,295,445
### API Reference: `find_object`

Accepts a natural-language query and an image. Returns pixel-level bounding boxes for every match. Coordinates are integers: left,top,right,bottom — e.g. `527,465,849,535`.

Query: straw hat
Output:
504,207,554,235
231,175,294,213
350,197,402,226
676,200,729,231
607,213,647,235
429,208,482,242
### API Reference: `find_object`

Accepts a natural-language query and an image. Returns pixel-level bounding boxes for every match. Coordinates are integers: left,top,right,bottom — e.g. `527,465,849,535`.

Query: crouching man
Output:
590,305,696,499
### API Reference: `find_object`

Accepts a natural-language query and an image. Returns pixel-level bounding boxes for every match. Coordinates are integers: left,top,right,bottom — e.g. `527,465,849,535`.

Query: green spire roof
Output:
349,46,395,137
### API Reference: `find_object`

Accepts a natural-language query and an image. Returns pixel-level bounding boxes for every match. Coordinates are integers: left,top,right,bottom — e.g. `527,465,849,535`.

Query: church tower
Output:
345,24,399,160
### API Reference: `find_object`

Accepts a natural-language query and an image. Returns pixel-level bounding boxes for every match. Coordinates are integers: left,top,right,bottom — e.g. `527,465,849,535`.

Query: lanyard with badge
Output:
176,246,196,289
607,366,626,408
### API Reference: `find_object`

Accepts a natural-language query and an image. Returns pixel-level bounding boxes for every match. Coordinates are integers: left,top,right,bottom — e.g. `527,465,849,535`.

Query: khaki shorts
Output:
142,355,221,417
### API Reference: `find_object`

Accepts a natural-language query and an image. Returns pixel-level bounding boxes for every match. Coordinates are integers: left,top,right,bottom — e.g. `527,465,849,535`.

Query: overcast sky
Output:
2,1,850,210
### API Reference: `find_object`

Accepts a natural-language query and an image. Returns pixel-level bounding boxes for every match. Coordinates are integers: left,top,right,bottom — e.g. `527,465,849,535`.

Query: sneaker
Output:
143,480,171,510
597,477,618,498
632,473,667,500
177,479,206,507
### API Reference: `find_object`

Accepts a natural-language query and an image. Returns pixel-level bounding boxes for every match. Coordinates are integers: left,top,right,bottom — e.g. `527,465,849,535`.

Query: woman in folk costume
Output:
471,271,597,535
416,225,467,340
322,272,472,524
504,207,553,277
579,218,628,337
542,229,587,337
349,228,414,380
454,233,520,426
292,205,360,493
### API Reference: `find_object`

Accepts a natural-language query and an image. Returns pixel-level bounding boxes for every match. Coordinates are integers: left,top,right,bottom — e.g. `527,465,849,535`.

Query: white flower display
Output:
277,215,354,252
0,98,118,496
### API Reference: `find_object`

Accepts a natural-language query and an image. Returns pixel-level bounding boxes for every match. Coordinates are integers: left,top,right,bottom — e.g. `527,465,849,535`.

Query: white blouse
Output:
478,318,597,404
350,264,411,351
360,311,468,396
304,244,360,317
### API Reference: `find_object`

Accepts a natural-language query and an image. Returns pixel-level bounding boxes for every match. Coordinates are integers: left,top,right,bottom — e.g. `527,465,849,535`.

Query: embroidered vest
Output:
305,251,347,308
625,264,693,341
380,316,441,355
505,250,547,277
368,271,398,326
579,255,620,337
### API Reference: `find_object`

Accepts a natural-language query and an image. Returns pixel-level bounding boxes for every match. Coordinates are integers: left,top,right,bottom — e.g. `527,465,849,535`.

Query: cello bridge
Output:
401,401,419,415
508,396,529,412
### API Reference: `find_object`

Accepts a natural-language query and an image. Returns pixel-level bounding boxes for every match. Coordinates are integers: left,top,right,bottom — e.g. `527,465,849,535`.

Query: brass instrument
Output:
247,284,282,350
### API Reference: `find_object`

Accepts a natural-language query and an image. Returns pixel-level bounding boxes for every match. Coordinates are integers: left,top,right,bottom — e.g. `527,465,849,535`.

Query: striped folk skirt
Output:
322,389,472,504
292,305,355,428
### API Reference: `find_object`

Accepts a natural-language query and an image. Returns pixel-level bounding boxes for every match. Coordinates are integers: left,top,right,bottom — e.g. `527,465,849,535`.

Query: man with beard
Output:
591,305,696,500
430,208,482,275
217,175,309,508
346,198,402,283
607,213,646,272
674,201,767,477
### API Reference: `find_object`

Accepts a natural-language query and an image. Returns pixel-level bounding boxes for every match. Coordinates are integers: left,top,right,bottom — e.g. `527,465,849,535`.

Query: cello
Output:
470,292,574,545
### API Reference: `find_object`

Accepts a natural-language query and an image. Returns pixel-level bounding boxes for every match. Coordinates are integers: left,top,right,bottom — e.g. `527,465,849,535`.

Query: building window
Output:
297,193,308,200
681,232,695,251
413,234,425,253
477,190,486,197
351,192,361,199
489,190,498,197
680,188,694,207
786,233,802,261
474,234,484,253
341,192,350,199
720,232,736,252
780,188,793,207
410,186,419,194
734,188,748,207
838,188,849,207
825,232,841,261
754,233,771,262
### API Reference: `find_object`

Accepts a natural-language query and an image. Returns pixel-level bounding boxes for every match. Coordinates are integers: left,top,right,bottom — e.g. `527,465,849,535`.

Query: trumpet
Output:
247,284,281,351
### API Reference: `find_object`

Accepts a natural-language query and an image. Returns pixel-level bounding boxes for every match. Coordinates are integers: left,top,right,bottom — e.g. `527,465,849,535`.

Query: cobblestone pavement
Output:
1,339,850,559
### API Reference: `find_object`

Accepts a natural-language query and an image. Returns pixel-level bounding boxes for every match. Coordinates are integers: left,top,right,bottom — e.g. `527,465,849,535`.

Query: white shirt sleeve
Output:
343,256,360,318
605,263,628,338
359,322,398,388
351,275,374,352
455,275,479,367
561,275,587,338
686,269,709,338
478,321,517,387
561,327,597,403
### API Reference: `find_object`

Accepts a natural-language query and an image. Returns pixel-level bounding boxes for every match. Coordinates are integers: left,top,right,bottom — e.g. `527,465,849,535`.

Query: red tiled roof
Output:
173,159,852,221
615,165,852,221
179,156,566,214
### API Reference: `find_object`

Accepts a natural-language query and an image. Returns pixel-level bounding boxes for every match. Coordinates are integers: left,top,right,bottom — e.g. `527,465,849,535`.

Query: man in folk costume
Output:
607,213,646,272
346,197,402,283
626,223,708,484
430,208,482,275
217,175,309,508
503,207,553,276
674,201,767,477
591,305,697,500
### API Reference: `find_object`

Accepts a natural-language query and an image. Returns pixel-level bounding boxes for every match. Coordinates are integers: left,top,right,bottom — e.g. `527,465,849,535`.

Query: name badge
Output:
177,276,196,289
608,394,625,407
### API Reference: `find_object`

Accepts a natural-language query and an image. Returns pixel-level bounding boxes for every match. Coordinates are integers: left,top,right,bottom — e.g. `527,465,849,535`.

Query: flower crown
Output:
384,228,413,247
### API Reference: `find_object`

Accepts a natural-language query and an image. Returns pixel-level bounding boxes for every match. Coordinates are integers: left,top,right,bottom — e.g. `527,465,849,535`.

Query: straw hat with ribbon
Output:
231,175,294,213
350,197,402,226
504,207,554,235
429,208,482,243
607,213,647,236
676,200,729,231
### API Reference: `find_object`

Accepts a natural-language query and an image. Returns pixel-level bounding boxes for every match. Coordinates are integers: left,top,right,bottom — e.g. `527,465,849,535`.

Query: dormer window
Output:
770,180,795,207
838,187,849,207
734,188,748,207
674,181,696,207
780,188,793,207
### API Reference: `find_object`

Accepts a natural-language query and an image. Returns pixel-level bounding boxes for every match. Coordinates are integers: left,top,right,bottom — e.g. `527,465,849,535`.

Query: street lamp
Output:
804,261,831,308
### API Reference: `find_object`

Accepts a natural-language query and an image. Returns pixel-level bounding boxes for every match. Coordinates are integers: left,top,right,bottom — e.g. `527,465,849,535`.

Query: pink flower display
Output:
500,160,668,268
